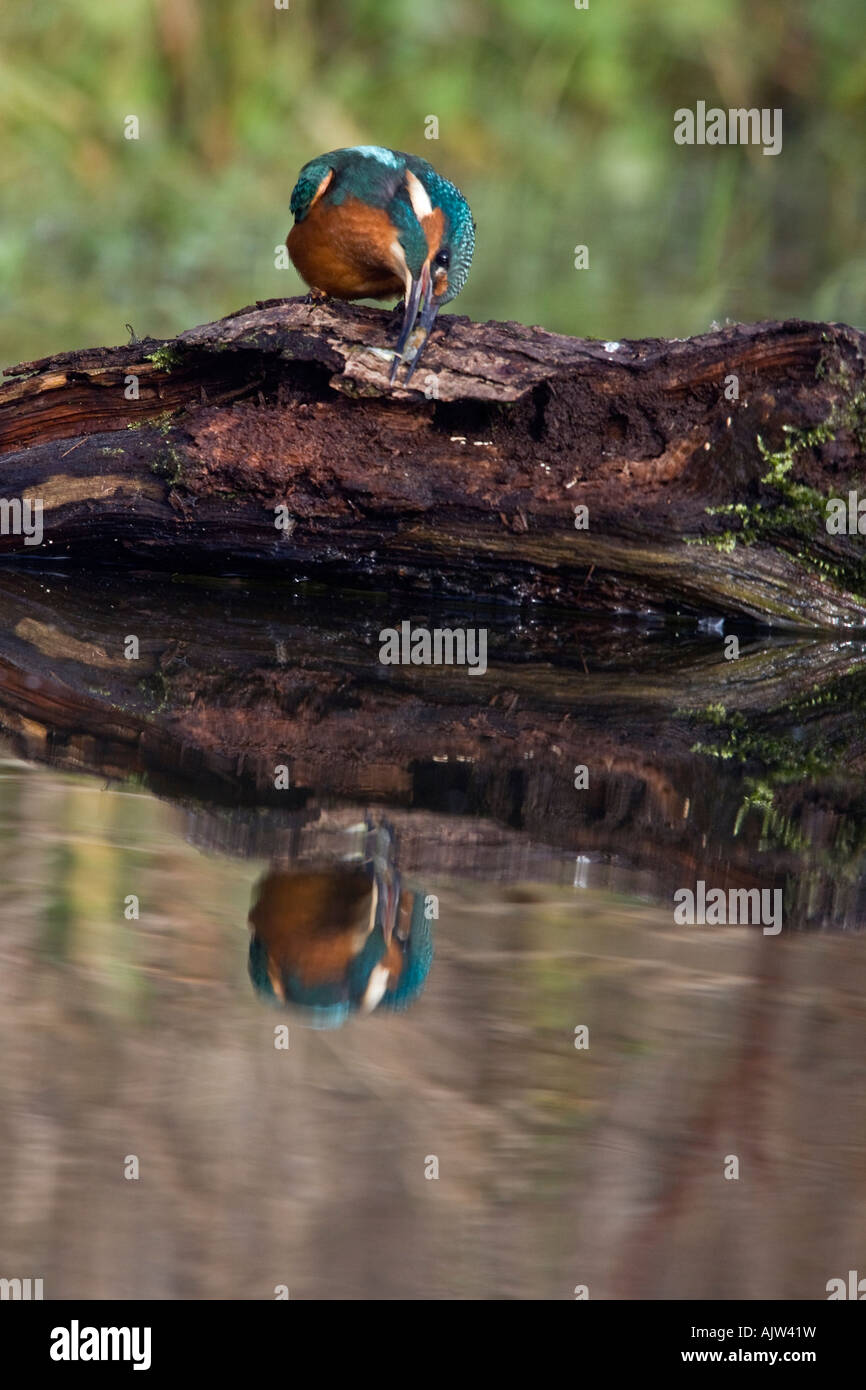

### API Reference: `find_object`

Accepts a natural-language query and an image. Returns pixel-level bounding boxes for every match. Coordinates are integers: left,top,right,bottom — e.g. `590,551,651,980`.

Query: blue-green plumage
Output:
379,891,434,1011
401,153,475,304
287,145,475,383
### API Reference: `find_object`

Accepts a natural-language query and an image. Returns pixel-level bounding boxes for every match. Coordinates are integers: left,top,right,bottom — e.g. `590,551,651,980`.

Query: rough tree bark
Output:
1,300,865,626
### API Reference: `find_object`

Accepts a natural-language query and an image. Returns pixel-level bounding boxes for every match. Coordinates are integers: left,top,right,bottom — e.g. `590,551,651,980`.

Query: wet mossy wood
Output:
1,300,865,627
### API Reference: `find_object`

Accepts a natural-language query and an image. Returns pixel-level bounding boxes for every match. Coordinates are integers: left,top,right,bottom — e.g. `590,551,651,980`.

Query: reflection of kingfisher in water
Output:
248,820,433,1027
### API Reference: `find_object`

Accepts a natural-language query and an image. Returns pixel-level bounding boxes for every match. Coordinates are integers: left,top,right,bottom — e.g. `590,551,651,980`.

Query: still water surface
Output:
0,572,864,1299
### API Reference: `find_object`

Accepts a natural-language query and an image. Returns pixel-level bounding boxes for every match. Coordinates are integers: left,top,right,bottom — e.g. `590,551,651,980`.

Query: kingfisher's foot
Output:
304,288,329,305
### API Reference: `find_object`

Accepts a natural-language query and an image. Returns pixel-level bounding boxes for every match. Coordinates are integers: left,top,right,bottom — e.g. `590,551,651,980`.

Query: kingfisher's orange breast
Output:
288,196,406,301
249,870,374,987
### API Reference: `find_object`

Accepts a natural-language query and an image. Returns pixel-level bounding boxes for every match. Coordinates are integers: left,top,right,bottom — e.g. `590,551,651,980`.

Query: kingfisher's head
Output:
403,159,475,304
389,151,476,381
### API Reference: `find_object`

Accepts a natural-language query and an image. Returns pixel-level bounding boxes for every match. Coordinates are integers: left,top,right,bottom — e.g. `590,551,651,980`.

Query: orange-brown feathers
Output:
287,195,407,301
422,206,448,297
249,869,374,987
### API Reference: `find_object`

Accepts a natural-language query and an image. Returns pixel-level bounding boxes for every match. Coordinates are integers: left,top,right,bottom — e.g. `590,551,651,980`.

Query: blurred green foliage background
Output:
1,0,864,366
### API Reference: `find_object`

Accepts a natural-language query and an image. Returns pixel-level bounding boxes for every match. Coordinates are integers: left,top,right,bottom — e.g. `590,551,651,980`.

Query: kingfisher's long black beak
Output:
390,261,437,385
402,283,442,386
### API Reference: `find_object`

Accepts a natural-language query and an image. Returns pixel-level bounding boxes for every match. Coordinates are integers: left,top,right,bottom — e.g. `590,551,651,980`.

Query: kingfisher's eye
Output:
434,248,451,269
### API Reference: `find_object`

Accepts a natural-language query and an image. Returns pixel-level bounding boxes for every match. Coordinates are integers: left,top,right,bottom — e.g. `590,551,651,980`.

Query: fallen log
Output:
1,301,866,626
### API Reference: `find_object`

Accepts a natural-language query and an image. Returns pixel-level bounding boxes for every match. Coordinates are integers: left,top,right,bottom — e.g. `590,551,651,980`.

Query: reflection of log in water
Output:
2,304,866,626
0,569,864,927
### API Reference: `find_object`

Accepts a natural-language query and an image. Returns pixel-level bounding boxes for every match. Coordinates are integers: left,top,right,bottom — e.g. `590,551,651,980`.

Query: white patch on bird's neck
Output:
389,237,412,292
405,169,434,220
361,963,392,1013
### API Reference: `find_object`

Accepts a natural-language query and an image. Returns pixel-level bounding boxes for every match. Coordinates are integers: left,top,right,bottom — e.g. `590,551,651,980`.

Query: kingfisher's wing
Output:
292,147,406,221
290,156,337,222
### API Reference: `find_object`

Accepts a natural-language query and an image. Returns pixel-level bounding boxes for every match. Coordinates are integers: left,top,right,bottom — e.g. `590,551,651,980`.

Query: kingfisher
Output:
286,145,475,384
247,821,433,1027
